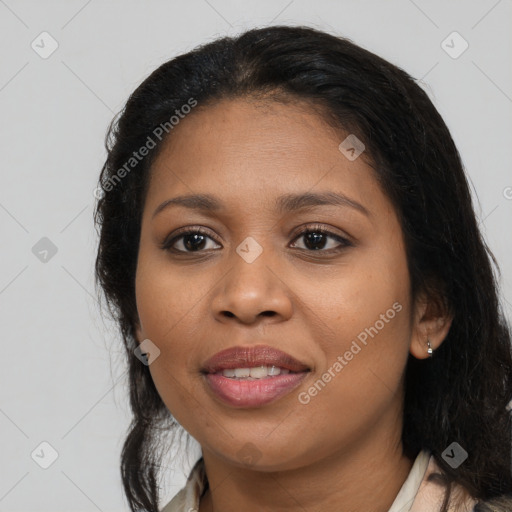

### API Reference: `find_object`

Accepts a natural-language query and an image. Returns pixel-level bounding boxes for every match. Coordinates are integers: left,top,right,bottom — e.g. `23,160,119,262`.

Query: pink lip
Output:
201,344,310,408
204,372,309,408
202,344,310,373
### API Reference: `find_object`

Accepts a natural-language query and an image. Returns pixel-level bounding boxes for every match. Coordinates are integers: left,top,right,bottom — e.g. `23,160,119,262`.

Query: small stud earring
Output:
427,338,433,357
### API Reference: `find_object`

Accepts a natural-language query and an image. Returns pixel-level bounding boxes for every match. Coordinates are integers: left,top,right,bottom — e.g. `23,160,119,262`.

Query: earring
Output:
427,338,433,357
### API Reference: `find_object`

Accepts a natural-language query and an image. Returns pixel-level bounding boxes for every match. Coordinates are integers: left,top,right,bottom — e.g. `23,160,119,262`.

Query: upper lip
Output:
202,345,310,374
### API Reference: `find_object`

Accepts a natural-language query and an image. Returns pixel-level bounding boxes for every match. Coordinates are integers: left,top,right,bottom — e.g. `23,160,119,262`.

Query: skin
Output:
134,97,452,512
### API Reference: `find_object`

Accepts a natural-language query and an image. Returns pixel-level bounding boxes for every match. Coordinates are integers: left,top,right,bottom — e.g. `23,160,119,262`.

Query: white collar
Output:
387,449,430,512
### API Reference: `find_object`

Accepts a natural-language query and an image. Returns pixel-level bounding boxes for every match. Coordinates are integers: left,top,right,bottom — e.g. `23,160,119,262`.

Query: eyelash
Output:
160,224,353,255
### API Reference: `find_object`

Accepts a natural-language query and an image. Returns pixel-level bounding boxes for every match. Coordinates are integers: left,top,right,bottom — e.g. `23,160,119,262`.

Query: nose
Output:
210,244,293,325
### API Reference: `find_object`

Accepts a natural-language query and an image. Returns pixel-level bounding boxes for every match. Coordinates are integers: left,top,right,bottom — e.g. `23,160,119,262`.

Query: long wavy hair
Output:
93,25,512,512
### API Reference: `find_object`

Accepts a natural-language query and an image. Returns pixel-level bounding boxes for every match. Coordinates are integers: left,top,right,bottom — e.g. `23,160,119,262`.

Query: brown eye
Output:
161,224,352,255
161,228,221,253
290,225,352,253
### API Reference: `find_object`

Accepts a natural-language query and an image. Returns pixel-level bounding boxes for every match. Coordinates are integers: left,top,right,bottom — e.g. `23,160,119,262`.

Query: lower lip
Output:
204,372,309,408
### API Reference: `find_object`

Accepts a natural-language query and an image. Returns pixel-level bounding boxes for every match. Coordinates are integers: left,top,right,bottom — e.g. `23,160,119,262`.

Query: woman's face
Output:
134,97,435,470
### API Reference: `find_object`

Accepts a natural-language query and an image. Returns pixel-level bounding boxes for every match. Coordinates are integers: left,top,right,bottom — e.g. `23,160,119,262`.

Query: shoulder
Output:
473,495,512,512
410,454,475,512
411,454,512,512
160,458,207,512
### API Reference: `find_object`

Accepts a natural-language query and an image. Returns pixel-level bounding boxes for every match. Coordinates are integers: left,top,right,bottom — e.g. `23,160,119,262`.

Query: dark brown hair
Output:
93,25,512,512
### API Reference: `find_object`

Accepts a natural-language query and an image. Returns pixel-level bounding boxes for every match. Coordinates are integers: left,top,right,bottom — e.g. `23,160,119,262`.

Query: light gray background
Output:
1,1,511,510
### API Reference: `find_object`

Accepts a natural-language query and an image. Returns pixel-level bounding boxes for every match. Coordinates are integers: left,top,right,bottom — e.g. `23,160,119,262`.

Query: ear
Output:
409,289,453,359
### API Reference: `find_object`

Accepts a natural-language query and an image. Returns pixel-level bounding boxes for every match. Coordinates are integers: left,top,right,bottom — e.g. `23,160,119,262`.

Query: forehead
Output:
145,97,385,218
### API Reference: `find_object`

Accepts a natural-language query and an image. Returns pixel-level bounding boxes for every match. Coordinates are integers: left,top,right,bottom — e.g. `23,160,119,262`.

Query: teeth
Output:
268,365,281,376
220,366,291,379
234,368,251,378
250,366,268,378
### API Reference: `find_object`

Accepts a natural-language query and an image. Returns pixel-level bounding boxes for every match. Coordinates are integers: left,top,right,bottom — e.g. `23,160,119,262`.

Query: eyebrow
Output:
152,191,371,219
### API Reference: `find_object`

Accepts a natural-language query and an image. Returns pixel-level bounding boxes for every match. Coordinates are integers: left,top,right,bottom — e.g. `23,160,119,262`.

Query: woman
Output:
93,25,512,512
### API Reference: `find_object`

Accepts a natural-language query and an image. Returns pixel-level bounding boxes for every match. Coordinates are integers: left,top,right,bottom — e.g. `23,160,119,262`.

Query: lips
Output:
201,345,311,408
202,345,310,374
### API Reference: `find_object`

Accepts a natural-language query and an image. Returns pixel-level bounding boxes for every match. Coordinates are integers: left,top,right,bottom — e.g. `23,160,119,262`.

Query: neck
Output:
198,402,414,512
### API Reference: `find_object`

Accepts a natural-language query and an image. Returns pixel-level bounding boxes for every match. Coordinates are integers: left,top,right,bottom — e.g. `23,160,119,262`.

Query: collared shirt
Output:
160,449,478,512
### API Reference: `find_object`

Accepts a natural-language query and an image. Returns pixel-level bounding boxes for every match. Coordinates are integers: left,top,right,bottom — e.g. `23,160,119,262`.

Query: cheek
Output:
309,247,410,347
135,252,214,421
296,298,411,453
135,250,207,342
306,241,412,397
